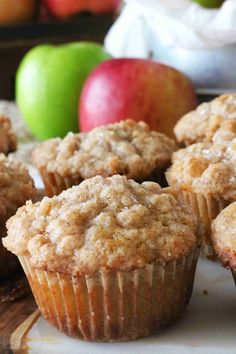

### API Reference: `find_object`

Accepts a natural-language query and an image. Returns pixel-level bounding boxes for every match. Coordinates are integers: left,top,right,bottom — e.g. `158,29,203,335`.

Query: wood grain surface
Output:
0,272,36,354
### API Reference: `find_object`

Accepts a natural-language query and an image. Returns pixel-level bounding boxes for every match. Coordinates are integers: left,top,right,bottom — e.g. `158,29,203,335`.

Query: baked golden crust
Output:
174,94,236,145
32,120,177,181
212,202,236,270
166,142,236,200
0,154,36,219
0,114,17,154
3,175,197,275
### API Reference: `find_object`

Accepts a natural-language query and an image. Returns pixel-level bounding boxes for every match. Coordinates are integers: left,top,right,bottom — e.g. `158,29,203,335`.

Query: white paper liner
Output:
19,248,199,342
39,168,168,197
177,190,228,259
39,168,82,197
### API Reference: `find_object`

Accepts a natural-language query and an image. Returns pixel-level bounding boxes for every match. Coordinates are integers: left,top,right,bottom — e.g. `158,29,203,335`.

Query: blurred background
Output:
0,0,122,100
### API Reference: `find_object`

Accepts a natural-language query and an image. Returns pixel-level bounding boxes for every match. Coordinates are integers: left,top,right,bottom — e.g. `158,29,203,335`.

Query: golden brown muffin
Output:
32,119,177,196
0,114,17,155
166,142,236,258
174,94,236,146
0,154,37,279
3,175,199,341
212,202,236,283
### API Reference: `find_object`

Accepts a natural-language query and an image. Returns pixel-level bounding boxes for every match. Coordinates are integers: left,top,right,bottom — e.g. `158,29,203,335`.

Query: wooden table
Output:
0,272,36,353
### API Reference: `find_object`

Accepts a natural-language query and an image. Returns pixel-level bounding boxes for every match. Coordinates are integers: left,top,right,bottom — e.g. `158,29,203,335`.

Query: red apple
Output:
44,0,120,18
0,0,36,25
79,58,197,138
39,1,52,21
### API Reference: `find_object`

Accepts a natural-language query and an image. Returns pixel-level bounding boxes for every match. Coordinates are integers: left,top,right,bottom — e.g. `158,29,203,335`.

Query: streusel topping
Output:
0,114,17,155
0,154,36,219
3,175,197,275
166,142,236,200
32,120,177,181
212,203,236,269
174,94,236,145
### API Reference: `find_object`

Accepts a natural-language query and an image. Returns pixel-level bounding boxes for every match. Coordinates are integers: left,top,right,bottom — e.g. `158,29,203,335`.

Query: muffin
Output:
166,142,236,259
32,119,177,197
0,114,17,155
174,94,236,146
3,175,199,342
212,202,236,283
0,154,36,279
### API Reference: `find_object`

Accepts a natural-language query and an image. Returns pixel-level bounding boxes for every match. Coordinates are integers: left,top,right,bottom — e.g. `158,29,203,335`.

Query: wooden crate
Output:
0,14,114,100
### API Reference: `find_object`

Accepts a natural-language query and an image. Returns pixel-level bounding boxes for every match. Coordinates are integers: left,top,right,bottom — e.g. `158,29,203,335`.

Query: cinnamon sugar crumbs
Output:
0,154,36,219
174,94,236,146
3,175,197,275
32,120,177,181
212,202,236,270
166,142,236,200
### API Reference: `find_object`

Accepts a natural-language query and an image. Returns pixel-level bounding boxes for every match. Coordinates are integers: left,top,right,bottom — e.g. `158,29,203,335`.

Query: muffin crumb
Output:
0,154,36,219
0,114,17,155
174,94,236,145
32,119,177,181
166,142,236,201
3,175,197,275
212,202,236,270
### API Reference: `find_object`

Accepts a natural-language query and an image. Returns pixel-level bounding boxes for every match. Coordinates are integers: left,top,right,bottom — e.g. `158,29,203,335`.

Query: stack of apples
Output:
0,0,36,25
16,42,197,140
0,0,224,25
43,0,121,18
0,0,120,25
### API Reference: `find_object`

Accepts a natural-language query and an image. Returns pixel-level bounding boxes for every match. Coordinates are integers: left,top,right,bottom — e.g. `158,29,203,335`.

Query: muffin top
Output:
3,175,197,275
0,154,36,219
0,114,17,155
166,142,236,200
174,94,236,145
32,120,177,181
212,202,236,270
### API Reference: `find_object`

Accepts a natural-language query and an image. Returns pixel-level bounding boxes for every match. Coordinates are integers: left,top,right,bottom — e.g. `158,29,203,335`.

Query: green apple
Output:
16,42,111,140
191,0,224,8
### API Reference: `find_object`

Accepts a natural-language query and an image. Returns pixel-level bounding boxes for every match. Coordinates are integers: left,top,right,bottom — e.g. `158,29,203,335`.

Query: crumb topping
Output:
166,142,236,200
0,114,17,154
212,202,236,269
32,120,177,181
0,154,36,219
174,94,236,145
3,175,197,275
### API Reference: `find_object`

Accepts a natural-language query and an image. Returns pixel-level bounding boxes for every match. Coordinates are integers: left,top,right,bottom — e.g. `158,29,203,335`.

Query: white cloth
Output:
105,0,236,58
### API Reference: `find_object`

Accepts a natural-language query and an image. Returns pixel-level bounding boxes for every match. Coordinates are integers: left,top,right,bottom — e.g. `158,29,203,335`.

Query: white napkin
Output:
105,0,236,58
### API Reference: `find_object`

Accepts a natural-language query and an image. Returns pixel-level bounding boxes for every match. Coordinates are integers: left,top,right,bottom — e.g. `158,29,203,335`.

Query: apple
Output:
39,1,52,21
191,0,224,8
79,59,197,138
0,0,36,25
16,42,111,140
44,0,120,18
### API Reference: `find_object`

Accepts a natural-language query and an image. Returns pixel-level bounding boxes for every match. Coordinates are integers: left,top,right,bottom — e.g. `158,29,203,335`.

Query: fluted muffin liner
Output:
176,190,229,260
18,247,199,342
39,168,82,197
39,167,168,197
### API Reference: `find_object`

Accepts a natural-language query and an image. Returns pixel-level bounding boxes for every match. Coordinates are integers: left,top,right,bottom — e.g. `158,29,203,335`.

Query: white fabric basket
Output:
105,0,236,93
